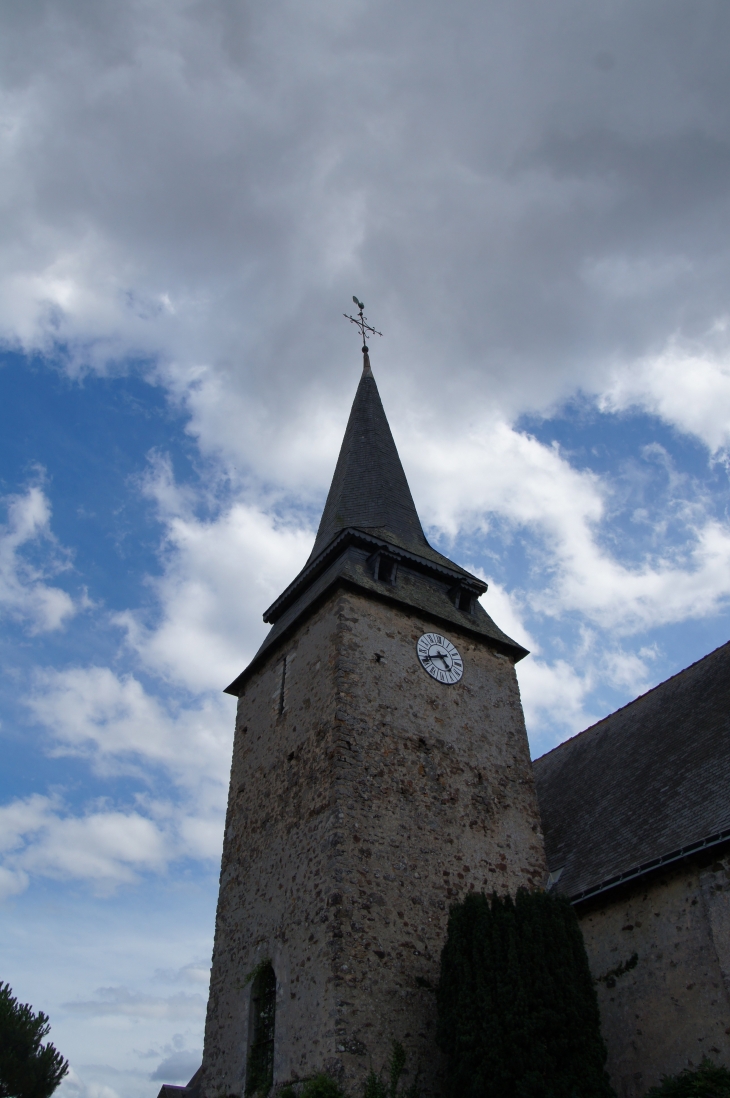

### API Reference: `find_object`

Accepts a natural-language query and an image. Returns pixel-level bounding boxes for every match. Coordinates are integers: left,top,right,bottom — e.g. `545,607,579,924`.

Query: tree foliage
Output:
0,983,69,1098
436,890,615,1098
644,1059,730,1098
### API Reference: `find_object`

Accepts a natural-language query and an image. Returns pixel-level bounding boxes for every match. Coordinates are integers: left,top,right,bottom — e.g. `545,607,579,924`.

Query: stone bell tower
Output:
201,348,546,1097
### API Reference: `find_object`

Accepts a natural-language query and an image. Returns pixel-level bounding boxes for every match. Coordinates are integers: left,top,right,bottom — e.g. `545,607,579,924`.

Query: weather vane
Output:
344,297,382,358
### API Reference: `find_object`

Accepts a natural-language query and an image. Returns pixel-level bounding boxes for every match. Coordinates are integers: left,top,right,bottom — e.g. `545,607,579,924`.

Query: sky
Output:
1,1,730,1095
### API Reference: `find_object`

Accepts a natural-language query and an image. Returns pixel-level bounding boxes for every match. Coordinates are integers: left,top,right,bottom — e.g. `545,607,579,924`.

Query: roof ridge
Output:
534,637,730,765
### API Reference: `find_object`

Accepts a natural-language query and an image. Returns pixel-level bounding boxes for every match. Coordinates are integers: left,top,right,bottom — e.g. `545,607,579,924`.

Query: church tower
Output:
201,346,546,1097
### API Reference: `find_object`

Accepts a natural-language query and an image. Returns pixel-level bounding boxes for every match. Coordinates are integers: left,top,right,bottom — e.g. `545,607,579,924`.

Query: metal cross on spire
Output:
344,297,382,361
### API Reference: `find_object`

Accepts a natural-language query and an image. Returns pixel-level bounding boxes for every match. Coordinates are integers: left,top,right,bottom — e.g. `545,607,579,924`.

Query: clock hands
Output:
416,632,464,684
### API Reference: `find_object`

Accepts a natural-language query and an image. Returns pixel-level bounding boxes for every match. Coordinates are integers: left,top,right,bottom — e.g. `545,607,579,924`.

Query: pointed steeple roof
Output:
224,353,527,695
307,356,464,573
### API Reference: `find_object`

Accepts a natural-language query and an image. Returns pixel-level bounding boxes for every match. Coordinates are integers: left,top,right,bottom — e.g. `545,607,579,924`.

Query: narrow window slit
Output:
278,657,287,717
245,962,276,1095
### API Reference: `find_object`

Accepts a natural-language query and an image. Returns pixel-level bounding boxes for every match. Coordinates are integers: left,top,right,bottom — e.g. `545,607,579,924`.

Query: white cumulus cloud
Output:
0,794,170,893
0,484,78,632
405,415,730,636
601,336,730,454
112,454,314,691
28,665,232,795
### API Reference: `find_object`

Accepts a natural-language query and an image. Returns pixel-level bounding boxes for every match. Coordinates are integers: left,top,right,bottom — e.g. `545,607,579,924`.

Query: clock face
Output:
417,632,463,685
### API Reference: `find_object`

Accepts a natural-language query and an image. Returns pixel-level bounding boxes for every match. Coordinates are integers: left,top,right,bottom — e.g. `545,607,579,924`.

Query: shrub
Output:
364,1040,419,1098
301,1074,348,1098
643,1058,730,1098
277,1043,418,1098
436,889,614,1098
0,982,69,1098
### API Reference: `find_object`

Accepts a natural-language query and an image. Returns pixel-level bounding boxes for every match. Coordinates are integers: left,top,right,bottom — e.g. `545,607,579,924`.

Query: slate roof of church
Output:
156,1067,203,1098
533,639,730,903
225,353,527,694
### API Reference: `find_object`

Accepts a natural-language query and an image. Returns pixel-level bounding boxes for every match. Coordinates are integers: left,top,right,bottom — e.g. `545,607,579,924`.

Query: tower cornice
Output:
224,535,527,696
262,526,486,625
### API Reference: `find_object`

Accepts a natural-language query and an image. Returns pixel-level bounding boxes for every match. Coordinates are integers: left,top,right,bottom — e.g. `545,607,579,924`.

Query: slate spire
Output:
307,355,433,562
224,351,528,695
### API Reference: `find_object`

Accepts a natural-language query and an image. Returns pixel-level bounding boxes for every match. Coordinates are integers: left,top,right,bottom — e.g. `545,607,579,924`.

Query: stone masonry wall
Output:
579,856,730,1098
202,588,546,1098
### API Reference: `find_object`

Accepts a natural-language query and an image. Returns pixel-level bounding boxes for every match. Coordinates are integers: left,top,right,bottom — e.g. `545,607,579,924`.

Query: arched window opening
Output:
245,962,276,1096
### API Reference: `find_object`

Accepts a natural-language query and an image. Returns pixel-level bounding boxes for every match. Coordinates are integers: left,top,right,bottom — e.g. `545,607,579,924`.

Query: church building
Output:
199,345,547,1095
157,336,730,1098
535,640,730,1098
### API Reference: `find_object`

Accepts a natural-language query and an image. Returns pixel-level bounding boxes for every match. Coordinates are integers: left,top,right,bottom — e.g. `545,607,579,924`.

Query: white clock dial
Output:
417,632,463,684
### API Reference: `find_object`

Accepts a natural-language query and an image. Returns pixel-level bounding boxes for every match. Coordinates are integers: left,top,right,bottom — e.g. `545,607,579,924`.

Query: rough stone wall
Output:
579,856,730,1098
202,588,545,1097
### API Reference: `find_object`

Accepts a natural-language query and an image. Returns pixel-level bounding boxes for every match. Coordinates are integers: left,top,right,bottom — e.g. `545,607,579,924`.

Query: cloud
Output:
59,1068,121,1098
16,392,726,777
0,794,170,893
408,417,730,636
6,560,240,896
21,811,168,884
600,336,730,454
102,412,730,740
540,517,730,633
482,580,659,749
113,453,314,691
2,0,730,435
27,665,232,797
0,0,729,889
10,663,235,890
518,657,595,749
153,962,210,987
0,791,55,853
0,2,728,764
150,1050,201,1083
0,865,29,901
477,581,595,742
27,403,724,776
63,987,205,1022
0,484,77,632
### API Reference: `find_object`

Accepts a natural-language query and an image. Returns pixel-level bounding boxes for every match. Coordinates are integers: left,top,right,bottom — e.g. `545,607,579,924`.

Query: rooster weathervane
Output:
344,297,382,357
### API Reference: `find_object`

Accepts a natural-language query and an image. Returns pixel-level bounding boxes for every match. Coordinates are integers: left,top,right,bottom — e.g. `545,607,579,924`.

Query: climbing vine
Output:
595,952,639,989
